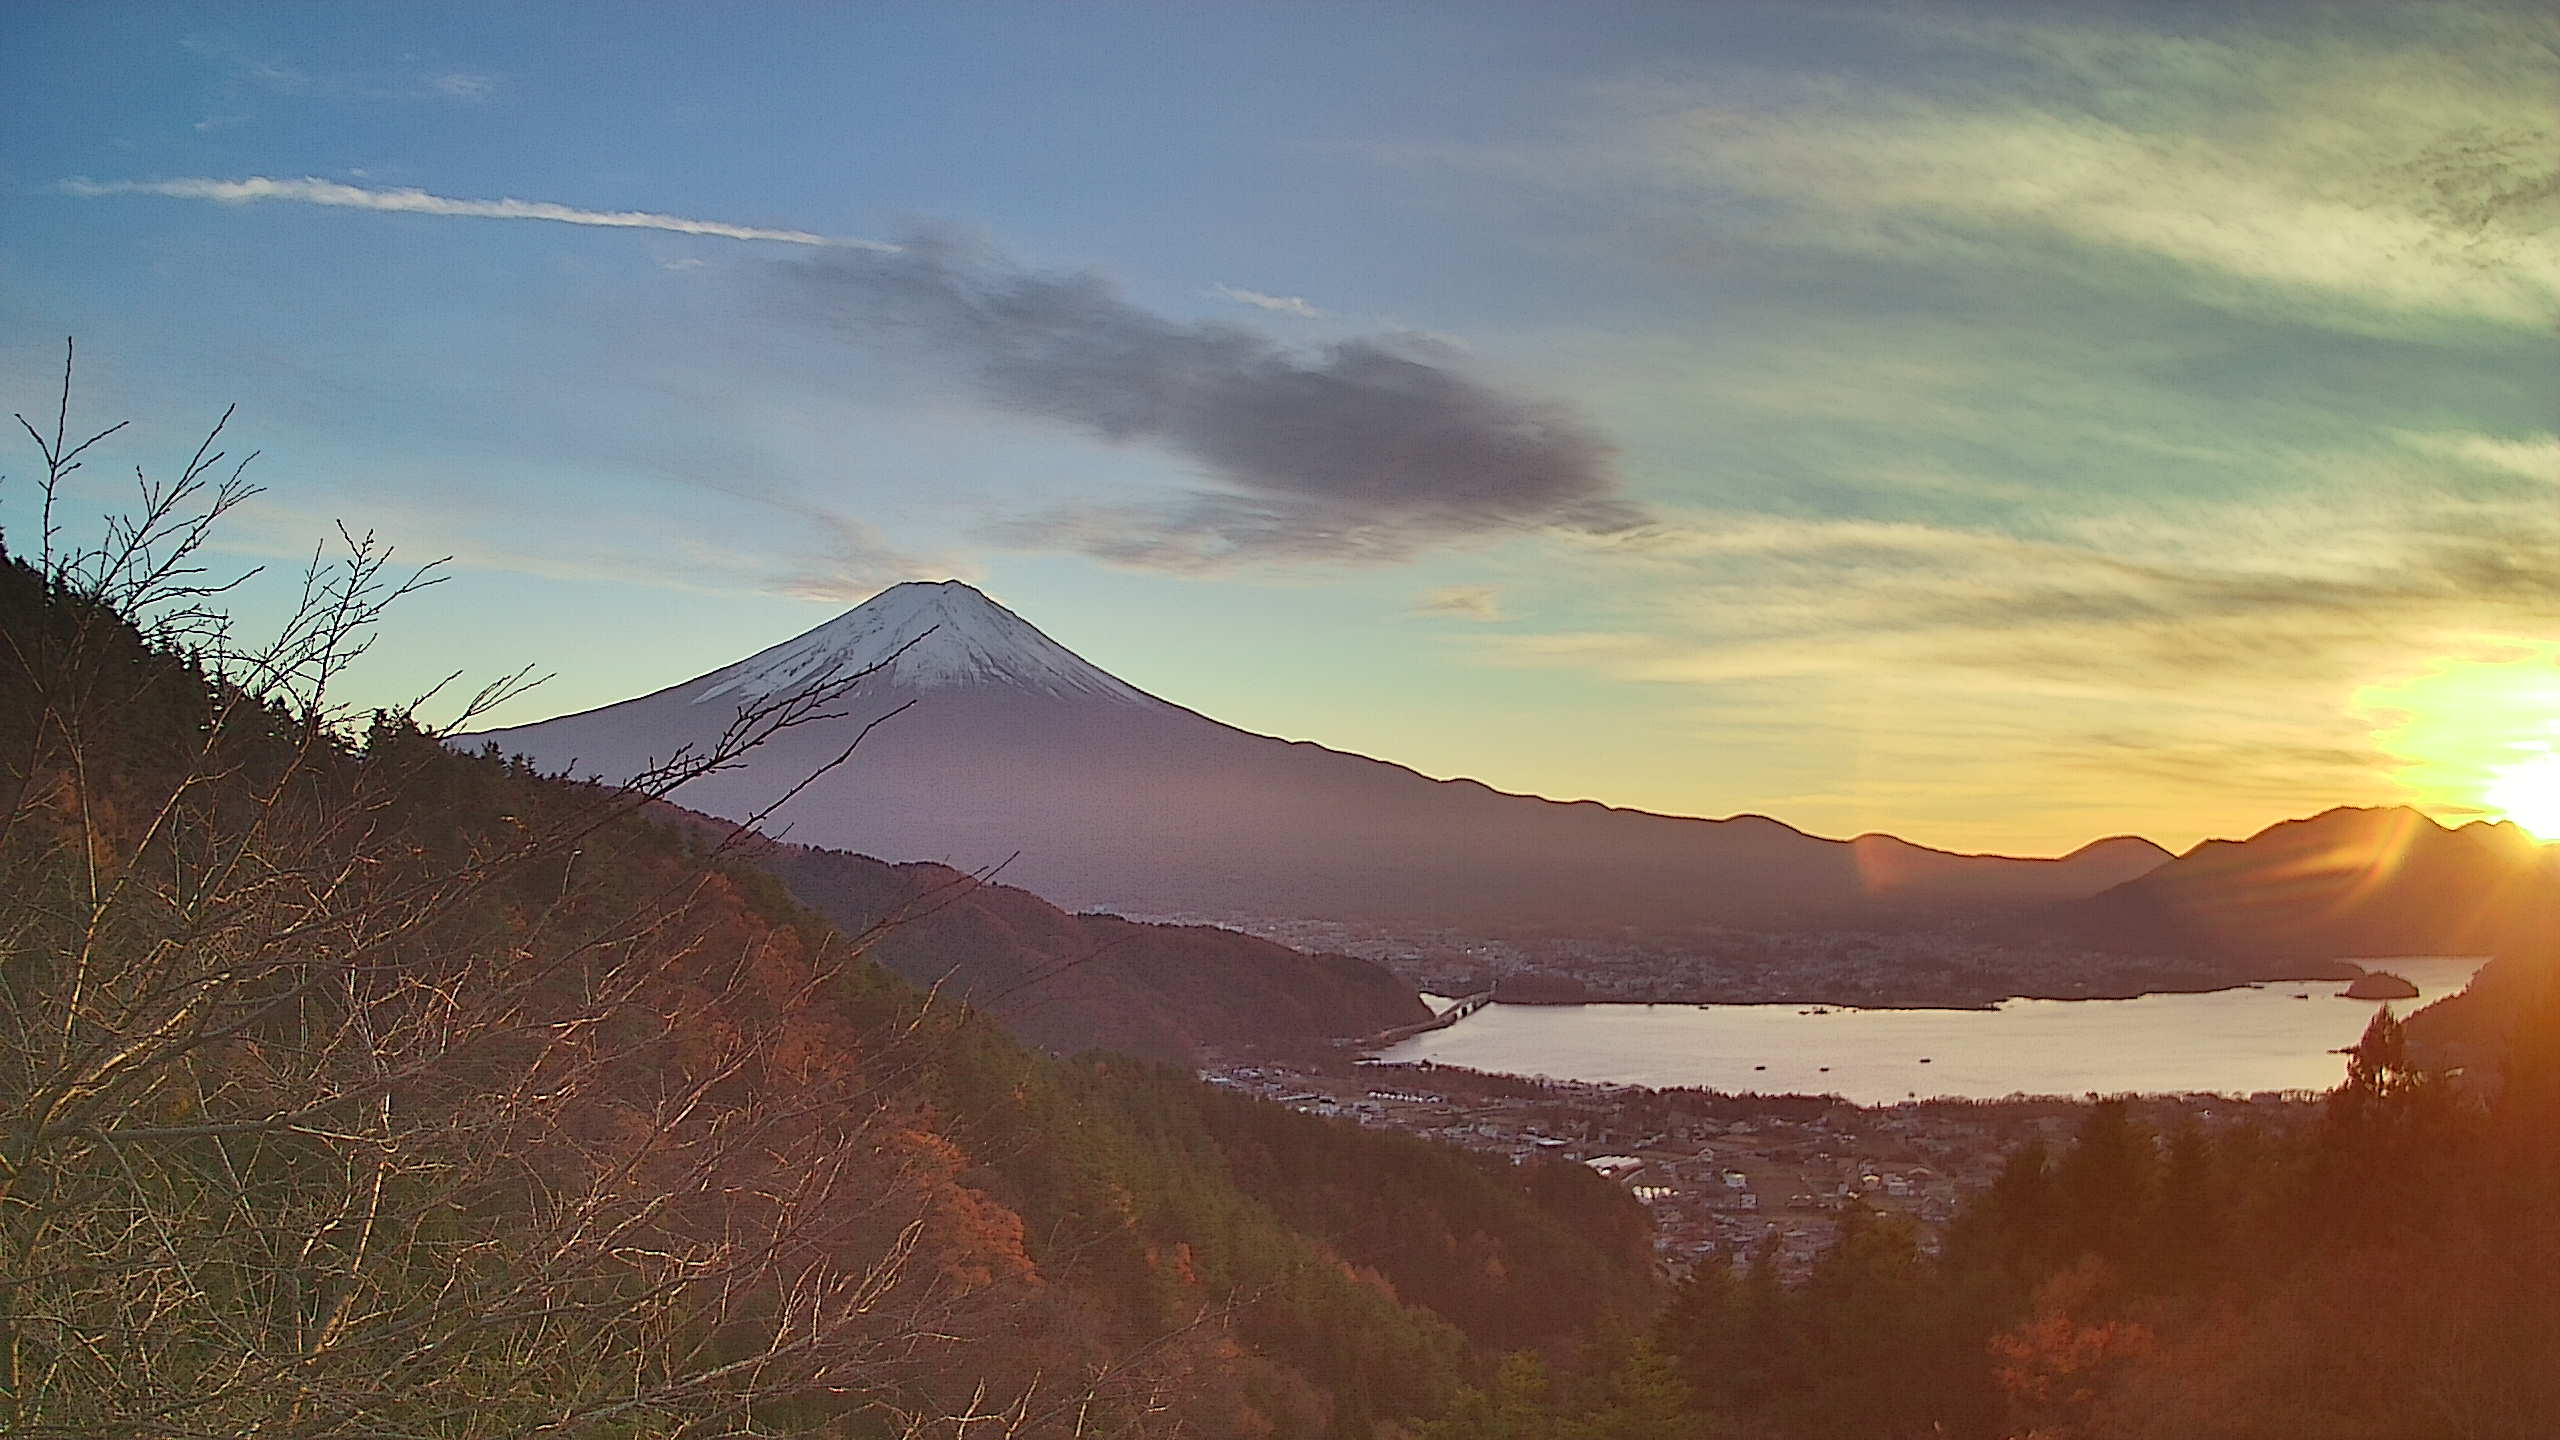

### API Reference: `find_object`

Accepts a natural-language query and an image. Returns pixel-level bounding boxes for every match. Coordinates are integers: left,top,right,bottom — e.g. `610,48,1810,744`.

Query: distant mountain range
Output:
466,580,2171,934
2021,804,2560,970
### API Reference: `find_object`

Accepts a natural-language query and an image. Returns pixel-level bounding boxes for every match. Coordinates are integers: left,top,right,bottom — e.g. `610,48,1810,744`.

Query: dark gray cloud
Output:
777,231,1638,568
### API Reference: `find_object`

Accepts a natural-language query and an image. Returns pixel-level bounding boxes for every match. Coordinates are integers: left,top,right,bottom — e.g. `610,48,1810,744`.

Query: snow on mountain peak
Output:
692,580,1157,706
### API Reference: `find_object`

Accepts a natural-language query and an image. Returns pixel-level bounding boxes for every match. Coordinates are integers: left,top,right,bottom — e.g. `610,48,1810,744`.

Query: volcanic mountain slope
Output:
467,581,2169,932
2019,805,2560,966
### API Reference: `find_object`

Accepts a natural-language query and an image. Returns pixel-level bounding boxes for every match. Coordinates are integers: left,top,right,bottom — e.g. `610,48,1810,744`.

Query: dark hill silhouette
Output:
751,837,1428,1062
466,581,2170,932
2019,805,2560,967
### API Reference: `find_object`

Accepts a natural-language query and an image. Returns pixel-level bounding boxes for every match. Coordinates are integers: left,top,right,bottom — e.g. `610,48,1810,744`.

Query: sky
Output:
4,1,2555,855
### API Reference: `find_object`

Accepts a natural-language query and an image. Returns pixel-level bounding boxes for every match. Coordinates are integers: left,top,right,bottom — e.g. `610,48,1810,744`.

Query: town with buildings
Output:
1202,1048,2320,1277
1147,911,2331,1009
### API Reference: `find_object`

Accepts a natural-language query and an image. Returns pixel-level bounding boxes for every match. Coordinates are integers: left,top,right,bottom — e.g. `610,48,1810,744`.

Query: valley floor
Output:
1202,1052,2318,1279
1133,910,2352,1009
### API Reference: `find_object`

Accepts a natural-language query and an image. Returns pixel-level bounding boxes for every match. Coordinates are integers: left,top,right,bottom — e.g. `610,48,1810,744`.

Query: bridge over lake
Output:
1353,989,1494,1050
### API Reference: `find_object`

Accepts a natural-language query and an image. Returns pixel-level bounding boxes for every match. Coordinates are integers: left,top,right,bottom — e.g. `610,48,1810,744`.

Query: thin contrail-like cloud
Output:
60,175,894,249
1209,283,1325,318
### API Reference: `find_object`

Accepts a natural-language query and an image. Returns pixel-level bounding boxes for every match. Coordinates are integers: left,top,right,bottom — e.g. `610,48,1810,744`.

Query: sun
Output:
2485,752,2560,840
2356,645,2560,841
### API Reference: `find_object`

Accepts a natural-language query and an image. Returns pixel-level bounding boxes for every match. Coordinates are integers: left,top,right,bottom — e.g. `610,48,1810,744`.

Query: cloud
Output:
780,230,1638,568
181,36,506,106
1451,484,2560,847
1392,5,2560,329
427,71,498,101
1210,283,1325,318
2398,429,2560,482
1412,584,1505,621
1501,474,2560,713
61,176,877,248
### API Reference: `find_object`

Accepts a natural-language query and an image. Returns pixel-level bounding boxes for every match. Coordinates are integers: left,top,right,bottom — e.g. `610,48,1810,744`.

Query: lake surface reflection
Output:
1385,957,2484,1103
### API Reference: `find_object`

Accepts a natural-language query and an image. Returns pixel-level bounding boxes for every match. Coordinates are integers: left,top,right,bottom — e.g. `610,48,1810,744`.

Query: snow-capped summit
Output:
693,580,1158,707
467,582,2172,938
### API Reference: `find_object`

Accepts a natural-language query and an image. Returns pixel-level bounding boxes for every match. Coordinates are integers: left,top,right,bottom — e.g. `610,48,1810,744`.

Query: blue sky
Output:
5,1,2556,852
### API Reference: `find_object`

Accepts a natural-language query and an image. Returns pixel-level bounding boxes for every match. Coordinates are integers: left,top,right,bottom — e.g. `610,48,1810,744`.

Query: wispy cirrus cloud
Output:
1412,584,1505,621
425,71,499,102
1210,283,1325,318
1457,475,2560,847
1342,2,2558,844
2396,429,2560,482
60,175,883,249
1391,4,2559,328
1509,460,2560,709
56,171,1632,572
180,35,502,105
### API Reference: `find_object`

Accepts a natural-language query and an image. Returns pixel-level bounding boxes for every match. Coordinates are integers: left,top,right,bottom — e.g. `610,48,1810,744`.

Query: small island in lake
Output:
2343,970,2420,1000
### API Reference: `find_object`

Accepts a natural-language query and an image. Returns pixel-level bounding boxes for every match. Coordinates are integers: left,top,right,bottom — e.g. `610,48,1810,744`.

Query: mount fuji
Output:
466,581,2168,931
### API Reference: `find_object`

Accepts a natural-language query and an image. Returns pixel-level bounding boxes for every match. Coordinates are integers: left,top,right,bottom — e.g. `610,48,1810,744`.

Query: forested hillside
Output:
751,840,1427,1063
1419,996,2560,1440
0,476,1653,1438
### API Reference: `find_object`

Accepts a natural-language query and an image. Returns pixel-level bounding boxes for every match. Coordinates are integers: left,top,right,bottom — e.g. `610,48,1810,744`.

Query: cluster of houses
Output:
1210,1059,2005,1275
1160,910,2235,1011
1206,1053,2315,1278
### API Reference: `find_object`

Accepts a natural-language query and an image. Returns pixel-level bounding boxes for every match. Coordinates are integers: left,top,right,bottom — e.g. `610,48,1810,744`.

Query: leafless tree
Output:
0,345,1180,1438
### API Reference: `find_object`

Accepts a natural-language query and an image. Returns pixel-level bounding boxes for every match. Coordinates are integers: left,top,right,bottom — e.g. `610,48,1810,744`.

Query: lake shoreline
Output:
1475,957,2410,1014
1388,956,2484,1104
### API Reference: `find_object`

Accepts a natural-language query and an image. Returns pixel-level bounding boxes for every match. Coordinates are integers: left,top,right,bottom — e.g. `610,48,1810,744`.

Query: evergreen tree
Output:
1415,1353,1559,1440
2055,1100,2155,1264
2144,1117,2217,1290
1565,1340,1696,1440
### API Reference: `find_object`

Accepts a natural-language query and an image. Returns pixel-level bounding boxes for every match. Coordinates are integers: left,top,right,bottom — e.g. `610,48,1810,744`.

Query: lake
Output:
1385,957,2484,1103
